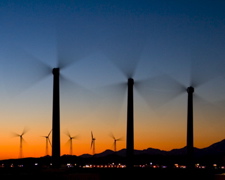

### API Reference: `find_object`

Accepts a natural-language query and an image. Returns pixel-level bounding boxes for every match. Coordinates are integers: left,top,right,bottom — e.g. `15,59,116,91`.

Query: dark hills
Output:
1,139,225,167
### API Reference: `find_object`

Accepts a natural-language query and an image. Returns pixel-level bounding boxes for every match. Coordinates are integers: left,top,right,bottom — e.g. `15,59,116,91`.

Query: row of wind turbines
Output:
52,67,196,169
4,37,223,169
13,129,122,159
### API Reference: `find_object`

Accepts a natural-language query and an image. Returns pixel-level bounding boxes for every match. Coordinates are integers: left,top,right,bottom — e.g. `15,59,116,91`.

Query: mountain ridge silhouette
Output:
0,139,224,167
85,138,225,158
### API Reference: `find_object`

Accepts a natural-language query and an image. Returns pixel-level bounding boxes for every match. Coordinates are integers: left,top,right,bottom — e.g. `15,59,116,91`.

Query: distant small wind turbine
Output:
90,131,96,155
42,130,52,156
110,133,122,152
65,131,78,155
12,128,28,159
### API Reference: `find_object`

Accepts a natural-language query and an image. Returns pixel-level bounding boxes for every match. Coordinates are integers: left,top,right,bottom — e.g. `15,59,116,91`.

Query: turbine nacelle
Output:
52,68,60,75
187,86,194,94
128,78,134,85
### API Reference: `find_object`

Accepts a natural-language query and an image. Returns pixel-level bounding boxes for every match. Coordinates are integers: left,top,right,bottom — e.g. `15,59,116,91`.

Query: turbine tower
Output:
52,68,60,168
187,86,194,169
126,78,134,168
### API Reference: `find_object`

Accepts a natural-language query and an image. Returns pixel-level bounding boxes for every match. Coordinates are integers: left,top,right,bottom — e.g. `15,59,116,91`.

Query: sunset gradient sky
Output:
0,0,225,160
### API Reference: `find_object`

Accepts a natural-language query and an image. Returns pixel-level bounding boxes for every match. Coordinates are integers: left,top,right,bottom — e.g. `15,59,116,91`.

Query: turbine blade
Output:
21,127,29,136
95,82,127,97
109,132,115,140
2,44,52,96
60,75,98,116
90,140,93,149
65,139,70,146
194,93,222,122
56,44,77,69
190,48,222,88
48,130,52,137
91,131,93,139
64,130,71,138
135,74,186,109
101,30,146,79
93,82,127,123
56,20,99,69
11,132,20,137
71,135,78,140
21,136,27,145
48,138,52,147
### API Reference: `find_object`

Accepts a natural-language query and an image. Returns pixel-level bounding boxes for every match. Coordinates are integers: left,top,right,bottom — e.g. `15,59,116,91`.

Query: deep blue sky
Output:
0,0,225,159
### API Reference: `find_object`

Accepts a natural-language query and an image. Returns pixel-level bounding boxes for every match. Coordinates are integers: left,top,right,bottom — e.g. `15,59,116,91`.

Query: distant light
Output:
180,165,186,169
67,163,73,168
83,164,92,168
35,163,38,166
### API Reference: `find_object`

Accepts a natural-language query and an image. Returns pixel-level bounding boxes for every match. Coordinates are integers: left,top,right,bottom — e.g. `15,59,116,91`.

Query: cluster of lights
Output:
135,164,164,168
0,162,225,169
195,163,206,169
135,162,225,169
174,163,186,169
66,163,78,168
83,163,125,168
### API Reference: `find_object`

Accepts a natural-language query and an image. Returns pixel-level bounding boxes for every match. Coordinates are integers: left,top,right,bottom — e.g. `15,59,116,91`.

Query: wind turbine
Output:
65,131,78,155
13,128,28,159
98,30,222,169
90,131,96,155
4,29,98,167
42,130,52,156
3,45,70,168
110,133,122,152
153,56,222,169
99,31,169,168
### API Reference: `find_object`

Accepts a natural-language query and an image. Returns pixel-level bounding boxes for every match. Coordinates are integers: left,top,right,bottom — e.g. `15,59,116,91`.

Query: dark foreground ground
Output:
0,167,225,180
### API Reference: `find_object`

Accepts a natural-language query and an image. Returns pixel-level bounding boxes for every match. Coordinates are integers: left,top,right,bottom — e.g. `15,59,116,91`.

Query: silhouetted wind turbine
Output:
99,32,155,168
110,133,122,152
65,131,78,155
13,128,28,159
51,57,94,167
42,130,52,156
99,31,171,168
156,56,222,170
4,30,98,167
98,30,178,168
90,131,96,155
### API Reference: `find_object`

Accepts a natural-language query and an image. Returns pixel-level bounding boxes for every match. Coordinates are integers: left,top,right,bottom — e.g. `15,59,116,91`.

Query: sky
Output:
0,0,225,160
